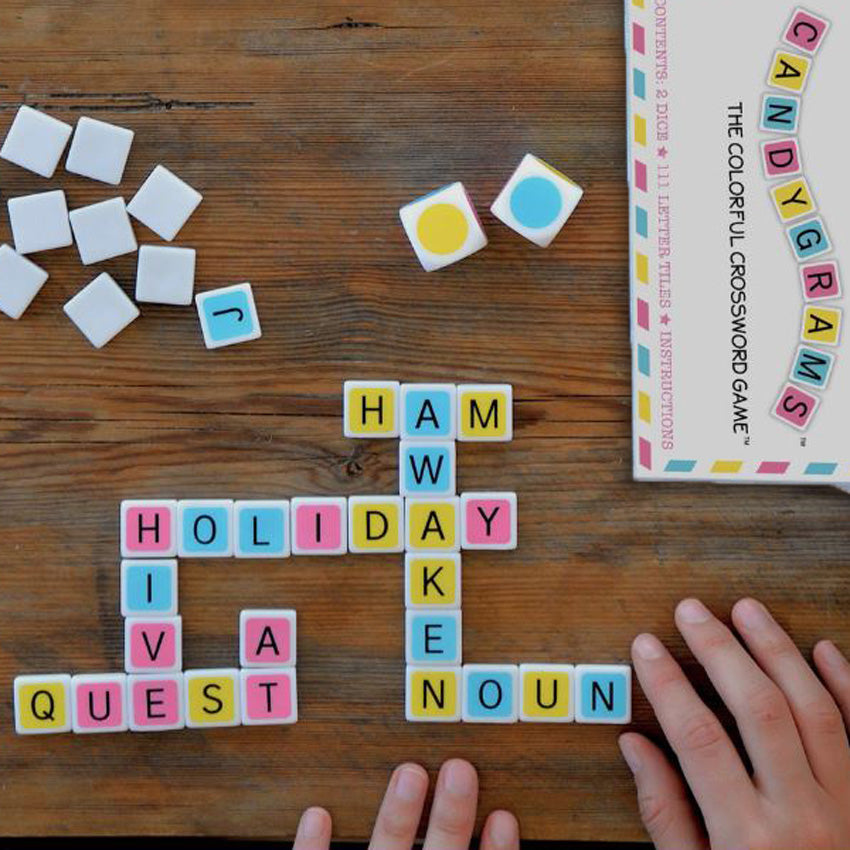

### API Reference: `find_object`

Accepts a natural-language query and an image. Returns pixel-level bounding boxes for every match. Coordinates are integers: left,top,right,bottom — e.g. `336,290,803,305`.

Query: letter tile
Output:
457,383,513,441
14,674,72,735
405,497,460,552
234,500,290,558
240,609,296,667
178,499,234,557
400,383,457,440
120,499,178,557
519,664,575,722
773,383,820,431
460,491,517,550
121,559,178,617
291,497,347,555
124,616,182,673
399,441,456,497
574,664,631,724
343,380,400,438
128,673,185,731
405,666,461,722
240,668,298,725
462,664,519,723
185,668,241,728
71,673,128,734
348,495,404,553
406,610,462,666
405,553,461,609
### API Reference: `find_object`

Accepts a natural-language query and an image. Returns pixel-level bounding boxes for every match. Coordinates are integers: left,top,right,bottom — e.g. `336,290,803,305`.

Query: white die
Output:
0,245,49,320
0,105,73,178
127,165,203,241
399,181,487,271
8,190,73,255
65,116,134,185
490,153,584,247
69,198,138,265
135,245,196,305
63,272,140,349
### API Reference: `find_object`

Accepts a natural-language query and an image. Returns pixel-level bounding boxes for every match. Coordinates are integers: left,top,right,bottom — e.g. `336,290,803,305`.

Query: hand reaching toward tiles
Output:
621,598,850,850
293,758,519,850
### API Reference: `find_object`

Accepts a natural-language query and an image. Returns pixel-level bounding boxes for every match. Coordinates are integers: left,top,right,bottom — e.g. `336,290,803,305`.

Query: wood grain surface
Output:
1,0,849,841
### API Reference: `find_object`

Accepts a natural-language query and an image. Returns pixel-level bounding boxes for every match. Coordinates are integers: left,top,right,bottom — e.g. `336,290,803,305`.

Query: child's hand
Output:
292,758,519,850
621,598,850,849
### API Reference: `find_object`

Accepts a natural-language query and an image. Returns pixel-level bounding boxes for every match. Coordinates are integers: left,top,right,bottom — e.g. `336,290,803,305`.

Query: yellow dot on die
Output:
416,203,469,255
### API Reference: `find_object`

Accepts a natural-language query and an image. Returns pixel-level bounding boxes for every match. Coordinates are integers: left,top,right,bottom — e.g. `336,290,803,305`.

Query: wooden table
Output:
2,0,849,841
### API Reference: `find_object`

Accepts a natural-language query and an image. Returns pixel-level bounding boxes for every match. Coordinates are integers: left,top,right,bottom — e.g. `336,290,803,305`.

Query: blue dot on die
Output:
510,176,563,229
203,290,253,343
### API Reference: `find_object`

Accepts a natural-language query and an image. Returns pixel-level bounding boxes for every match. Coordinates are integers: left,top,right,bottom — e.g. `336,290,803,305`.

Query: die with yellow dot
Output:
399,182,487,271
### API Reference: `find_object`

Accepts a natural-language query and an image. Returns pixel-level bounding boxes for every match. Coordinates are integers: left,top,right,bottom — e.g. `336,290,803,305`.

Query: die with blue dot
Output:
195,282,261,349
490,153,584,247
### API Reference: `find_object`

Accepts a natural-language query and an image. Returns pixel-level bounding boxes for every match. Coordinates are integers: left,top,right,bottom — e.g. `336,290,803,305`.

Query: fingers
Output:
422,759,478,850
367,763,429,850
674,599,811,795
814,640,850,728
293,807,332,850
480,810,520,850
732,599,850,794
619,733,709,850
632,631,756,820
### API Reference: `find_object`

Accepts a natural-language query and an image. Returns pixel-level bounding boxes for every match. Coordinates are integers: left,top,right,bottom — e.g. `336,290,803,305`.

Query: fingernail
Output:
819,640,847,669
297,807,328,840
394,765,428,802
677,598,712,624
735,598,771,631
633,633,665,660
619,736,642,775
444,759,477,796
486,811,519,849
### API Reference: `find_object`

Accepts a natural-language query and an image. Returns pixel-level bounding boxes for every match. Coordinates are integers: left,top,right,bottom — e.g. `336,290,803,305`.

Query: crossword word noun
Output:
406,666,461,722
8,190,73,255
240,668,297,725
196,282,261,349
69,197,138,265
399,441,456,497
14,674,72,734
491,154,584,247
460,491,517,550
135,245,196,306
399,182,487,272
178,499,234,557
185,669,241,728
344,380,400,438
124,616,182,673
405,663,631,723
128,164,203,241
234,500,290,558
121,500,178,557
401,383,456,440
457,384,513,441
63,273,140,348
406,497,460,552
405,553,461,608
463,664,518,723
1,105,72,178
128,673,185,731
291,497,347,555
120,559,178,617
240,609,297,667
0,245,49,320
406,610,462,666
65,116,134,185
72,673,128,734
348,496,404,553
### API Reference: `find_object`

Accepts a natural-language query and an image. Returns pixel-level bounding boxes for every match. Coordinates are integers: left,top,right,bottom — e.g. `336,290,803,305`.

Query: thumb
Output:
619,733,708,850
